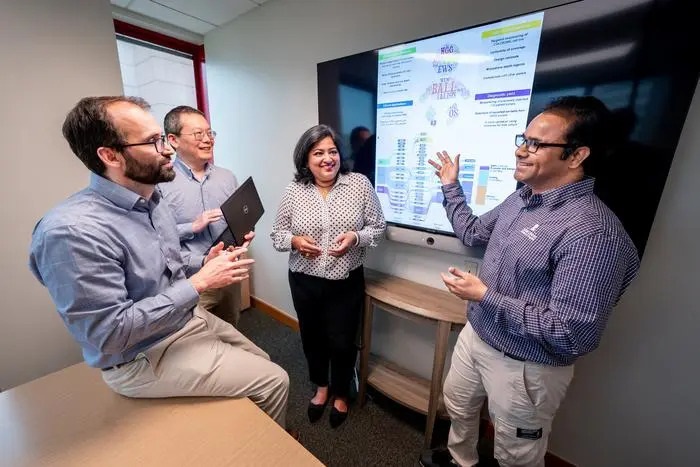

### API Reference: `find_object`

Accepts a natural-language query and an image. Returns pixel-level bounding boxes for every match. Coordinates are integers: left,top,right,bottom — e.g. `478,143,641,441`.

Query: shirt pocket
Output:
498,229,554,295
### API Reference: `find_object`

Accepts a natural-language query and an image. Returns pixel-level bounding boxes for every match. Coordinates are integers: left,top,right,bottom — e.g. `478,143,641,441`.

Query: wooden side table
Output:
358,269,467,447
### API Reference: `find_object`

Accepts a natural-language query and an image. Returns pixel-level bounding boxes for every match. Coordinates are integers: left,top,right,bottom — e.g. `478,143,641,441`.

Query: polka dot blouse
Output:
270,172,386,280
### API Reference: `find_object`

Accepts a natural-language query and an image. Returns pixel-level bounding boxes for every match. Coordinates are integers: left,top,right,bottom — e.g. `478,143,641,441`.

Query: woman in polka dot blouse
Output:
271,124,386,428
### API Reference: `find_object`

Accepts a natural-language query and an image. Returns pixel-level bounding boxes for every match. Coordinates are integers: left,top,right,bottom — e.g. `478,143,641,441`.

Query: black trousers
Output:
288,266,364,398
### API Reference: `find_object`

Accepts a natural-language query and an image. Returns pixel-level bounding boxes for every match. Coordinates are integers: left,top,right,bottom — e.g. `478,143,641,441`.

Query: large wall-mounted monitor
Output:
375,11,544,240
318,0,699,258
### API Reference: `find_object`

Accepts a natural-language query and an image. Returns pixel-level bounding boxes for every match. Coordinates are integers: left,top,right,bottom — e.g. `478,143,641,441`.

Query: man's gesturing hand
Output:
428,150,460,185
190,247,254,293
441,266,487,302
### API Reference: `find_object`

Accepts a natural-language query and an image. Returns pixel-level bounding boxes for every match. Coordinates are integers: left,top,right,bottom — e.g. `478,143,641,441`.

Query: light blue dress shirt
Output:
29,173,200,369
158,158,238,269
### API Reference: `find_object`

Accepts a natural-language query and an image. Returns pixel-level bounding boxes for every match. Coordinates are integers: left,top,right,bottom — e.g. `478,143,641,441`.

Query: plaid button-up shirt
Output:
444,177,639,366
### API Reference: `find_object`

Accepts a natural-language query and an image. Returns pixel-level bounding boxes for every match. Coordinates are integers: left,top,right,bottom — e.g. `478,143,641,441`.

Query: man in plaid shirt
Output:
421,96,640,467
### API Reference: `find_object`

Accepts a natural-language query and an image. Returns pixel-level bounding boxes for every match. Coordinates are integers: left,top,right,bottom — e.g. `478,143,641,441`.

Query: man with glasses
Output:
159,105,249,327
29,96,290,428
420,96,640,467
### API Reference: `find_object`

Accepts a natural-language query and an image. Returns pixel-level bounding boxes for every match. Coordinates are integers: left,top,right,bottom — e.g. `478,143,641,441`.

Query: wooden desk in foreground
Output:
0,363,323,467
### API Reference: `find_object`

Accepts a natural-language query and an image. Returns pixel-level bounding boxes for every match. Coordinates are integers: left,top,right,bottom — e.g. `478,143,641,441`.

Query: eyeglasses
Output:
180,130,217,141
117,134,168,154
515,134,574,154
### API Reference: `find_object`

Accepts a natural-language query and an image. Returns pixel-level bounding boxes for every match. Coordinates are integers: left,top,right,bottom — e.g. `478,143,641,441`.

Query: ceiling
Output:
110,0,269,36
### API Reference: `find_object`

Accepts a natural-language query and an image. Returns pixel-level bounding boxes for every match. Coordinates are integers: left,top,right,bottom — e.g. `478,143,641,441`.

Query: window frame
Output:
113,19,209,119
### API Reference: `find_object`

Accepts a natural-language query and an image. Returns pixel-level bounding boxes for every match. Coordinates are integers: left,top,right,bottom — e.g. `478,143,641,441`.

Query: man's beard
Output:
123,153,175,184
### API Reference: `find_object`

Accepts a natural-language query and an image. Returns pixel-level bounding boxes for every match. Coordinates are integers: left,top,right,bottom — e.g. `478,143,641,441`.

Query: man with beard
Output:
158,106,249,326
29,96,290,428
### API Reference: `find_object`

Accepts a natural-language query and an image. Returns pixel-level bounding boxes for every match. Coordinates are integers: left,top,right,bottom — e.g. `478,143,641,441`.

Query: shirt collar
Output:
336,172,351,186
519,176,595,208
89,172,154,211
174,156,212,180
304,172,351,189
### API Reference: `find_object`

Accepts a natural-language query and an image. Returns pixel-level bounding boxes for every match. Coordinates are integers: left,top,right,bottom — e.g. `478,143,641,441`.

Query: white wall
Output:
205,0,700,465
0,0,124,390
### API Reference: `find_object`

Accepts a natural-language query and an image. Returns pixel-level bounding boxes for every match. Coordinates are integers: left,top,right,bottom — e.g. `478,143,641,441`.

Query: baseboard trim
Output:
250,296,299,332
545,452,576,467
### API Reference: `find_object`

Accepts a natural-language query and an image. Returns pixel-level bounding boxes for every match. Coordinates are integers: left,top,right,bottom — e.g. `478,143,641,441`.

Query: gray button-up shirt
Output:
29,173,200,369
158,158,238,269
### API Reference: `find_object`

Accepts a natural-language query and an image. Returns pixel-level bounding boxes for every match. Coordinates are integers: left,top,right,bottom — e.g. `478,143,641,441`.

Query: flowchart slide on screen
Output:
375,12,544,234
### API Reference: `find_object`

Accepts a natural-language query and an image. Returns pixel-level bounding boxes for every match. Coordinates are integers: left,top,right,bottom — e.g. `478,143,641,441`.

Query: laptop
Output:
211,176,265,248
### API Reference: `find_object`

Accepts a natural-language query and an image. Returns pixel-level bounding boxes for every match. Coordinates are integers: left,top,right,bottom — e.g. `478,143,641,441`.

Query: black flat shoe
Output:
307,399,328,423
329,406,348,428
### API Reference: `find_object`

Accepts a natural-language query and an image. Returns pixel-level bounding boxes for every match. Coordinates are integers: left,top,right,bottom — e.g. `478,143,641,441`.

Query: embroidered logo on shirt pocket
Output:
520,223,539,241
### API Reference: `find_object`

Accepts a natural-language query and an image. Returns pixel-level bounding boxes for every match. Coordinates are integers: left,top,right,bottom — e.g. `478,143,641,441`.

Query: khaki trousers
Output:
102,306,289,427
198,283,242,327
443,323,574,467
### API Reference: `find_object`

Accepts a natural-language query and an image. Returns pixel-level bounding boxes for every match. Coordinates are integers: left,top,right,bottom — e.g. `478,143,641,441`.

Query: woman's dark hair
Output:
293,124,348,184
543,95,614,161
62,96,150,175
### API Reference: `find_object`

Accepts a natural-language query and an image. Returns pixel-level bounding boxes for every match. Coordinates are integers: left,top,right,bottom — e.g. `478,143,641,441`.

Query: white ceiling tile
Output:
152,0,257,26
110,0,133,8
112,5,206,44
127,0,217,35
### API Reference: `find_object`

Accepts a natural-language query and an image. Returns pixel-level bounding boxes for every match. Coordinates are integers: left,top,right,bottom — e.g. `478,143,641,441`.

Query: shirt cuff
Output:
441,182,463,205
167,279,200,311
282,233,294,251
441,182,462,195
481,288,525,334
177,224,195,241
351,231,359,246
188,254,205,273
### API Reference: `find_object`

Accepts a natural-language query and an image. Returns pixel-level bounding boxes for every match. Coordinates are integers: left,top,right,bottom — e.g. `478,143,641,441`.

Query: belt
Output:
503,351,526,362
101,361,131,372
492,345,526,362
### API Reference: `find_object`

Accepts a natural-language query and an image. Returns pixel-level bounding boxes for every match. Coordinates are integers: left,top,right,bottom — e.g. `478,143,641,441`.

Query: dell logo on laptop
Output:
243,205,249,214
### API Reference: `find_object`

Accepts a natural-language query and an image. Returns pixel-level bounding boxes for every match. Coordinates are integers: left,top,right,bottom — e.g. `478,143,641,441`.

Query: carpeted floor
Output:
237,308,449,467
